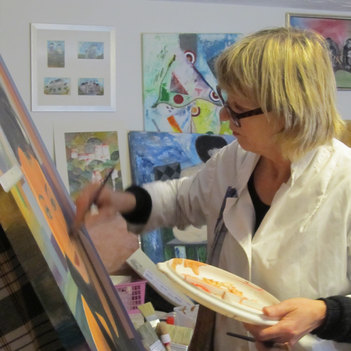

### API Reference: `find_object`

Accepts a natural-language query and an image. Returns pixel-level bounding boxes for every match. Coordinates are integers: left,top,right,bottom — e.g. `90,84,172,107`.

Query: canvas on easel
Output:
0,54,144,350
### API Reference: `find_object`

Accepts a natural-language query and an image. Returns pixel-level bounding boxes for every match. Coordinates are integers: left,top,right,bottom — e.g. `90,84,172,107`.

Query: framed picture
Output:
128,131,235,264
0,54,144,349
286,13,351,90
31,23,116,111
142,33,242,134
54,120,128,201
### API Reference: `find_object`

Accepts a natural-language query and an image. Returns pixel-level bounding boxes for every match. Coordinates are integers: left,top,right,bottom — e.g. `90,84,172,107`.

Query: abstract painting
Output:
287,13,351,89
142,33,242,134
128,131,235,264
0,54,144,350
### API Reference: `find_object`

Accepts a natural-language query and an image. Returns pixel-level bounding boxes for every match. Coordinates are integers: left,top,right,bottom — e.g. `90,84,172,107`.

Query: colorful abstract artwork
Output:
0,55,144,350
128,131,235,264
287,13,351,89
142,33,242,134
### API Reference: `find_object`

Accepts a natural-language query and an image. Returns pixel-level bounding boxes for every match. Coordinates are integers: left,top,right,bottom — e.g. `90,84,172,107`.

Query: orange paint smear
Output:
167,115,182,133
190,283,211,293
171,259,206,275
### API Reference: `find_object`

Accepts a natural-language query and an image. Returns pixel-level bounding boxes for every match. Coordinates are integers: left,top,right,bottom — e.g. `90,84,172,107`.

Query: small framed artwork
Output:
54,120,128,201
31,23,116,111
286,13,351,90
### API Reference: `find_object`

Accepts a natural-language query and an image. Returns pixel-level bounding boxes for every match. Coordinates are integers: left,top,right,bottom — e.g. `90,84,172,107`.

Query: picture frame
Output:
31,23,116,111
286,13,351,90
54,119,129,201
0,54,144,350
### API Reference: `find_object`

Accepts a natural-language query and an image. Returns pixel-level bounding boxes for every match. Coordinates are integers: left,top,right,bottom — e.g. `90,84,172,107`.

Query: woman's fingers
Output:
244,298,327,346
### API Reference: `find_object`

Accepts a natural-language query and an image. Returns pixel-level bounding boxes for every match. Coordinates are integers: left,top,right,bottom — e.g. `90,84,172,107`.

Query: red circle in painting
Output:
191,106,201,117
174,94,184,104
209,90,220,102
184,50,196,64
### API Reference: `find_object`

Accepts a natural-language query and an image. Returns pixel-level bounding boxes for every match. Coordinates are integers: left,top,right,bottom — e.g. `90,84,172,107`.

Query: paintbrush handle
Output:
91,167,114,205
226,332,289,350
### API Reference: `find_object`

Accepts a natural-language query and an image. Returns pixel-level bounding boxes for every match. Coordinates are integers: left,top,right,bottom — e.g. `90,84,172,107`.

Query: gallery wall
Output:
0,0,350,185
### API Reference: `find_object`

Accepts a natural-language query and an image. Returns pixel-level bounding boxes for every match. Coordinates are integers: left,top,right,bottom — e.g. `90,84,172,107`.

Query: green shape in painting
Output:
198,246,207,263
335,70,351,89
186,246,198,261
164,246,174,261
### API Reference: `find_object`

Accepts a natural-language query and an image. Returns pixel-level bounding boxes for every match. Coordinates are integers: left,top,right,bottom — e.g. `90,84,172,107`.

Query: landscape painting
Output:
287,13,351,89
142,33,242,134
78,41,104,59
128,131,235,263
56,130,123,201
47,40,65,67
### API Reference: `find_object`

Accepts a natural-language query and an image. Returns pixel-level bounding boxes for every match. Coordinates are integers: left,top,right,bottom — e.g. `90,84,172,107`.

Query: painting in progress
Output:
128,131,235,264
288,14,351,89
0,55,144,350
64,131,122,201
142,33,242,134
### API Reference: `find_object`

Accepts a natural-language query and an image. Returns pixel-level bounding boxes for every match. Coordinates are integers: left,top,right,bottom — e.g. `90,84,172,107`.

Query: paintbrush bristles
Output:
137,322,165,351
138,302,160,328
138,302,156,317
167,324,194,346
156,321,169,335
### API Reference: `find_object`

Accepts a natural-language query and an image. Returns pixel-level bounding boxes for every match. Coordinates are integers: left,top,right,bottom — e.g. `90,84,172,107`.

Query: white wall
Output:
0,0,350,185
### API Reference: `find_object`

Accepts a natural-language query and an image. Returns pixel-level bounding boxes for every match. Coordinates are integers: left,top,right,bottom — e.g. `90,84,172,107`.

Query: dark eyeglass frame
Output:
216,85,264,127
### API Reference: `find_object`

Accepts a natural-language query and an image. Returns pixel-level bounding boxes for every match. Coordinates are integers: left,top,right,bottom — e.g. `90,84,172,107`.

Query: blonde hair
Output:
216,27,345,161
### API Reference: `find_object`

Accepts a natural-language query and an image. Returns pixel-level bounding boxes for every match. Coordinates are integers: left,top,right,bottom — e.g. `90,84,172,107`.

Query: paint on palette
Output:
128,131,235,263
142,33,242,134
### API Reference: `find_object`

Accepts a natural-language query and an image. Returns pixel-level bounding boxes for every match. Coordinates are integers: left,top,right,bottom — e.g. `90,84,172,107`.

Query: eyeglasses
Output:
216,86,264,127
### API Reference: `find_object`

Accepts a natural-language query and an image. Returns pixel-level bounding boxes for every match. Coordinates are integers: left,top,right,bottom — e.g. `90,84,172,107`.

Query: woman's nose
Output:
219,107,230,122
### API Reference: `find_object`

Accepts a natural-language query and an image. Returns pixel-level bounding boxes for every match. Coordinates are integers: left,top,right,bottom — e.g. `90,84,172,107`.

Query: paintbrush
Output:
138,302,160,329
227,332,290,350
137,322,166,351
155,322,172,351
91,167,115,205
166,324,193,346
71,167,114,235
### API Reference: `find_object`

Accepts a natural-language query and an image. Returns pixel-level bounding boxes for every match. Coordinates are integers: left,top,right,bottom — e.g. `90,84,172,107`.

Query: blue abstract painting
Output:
128,131,235,263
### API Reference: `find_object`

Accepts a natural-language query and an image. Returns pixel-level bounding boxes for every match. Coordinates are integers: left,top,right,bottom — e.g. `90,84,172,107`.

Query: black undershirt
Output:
247,172,270,234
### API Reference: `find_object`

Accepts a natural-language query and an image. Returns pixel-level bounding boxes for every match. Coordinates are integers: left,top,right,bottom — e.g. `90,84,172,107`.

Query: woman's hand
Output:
74,183,136,228
243,298,326,349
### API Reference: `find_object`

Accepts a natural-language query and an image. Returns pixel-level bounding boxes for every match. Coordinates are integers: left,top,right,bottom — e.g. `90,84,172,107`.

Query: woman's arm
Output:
244,296,351,349
74,183,137,227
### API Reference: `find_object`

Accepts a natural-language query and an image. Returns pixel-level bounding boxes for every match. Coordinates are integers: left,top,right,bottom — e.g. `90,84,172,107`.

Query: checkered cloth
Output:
0,225,64,351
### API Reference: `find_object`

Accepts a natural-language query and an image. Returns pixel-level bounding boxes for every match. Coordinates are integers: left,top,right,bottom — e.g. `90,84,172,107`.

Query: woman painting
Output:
75,27,351,351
